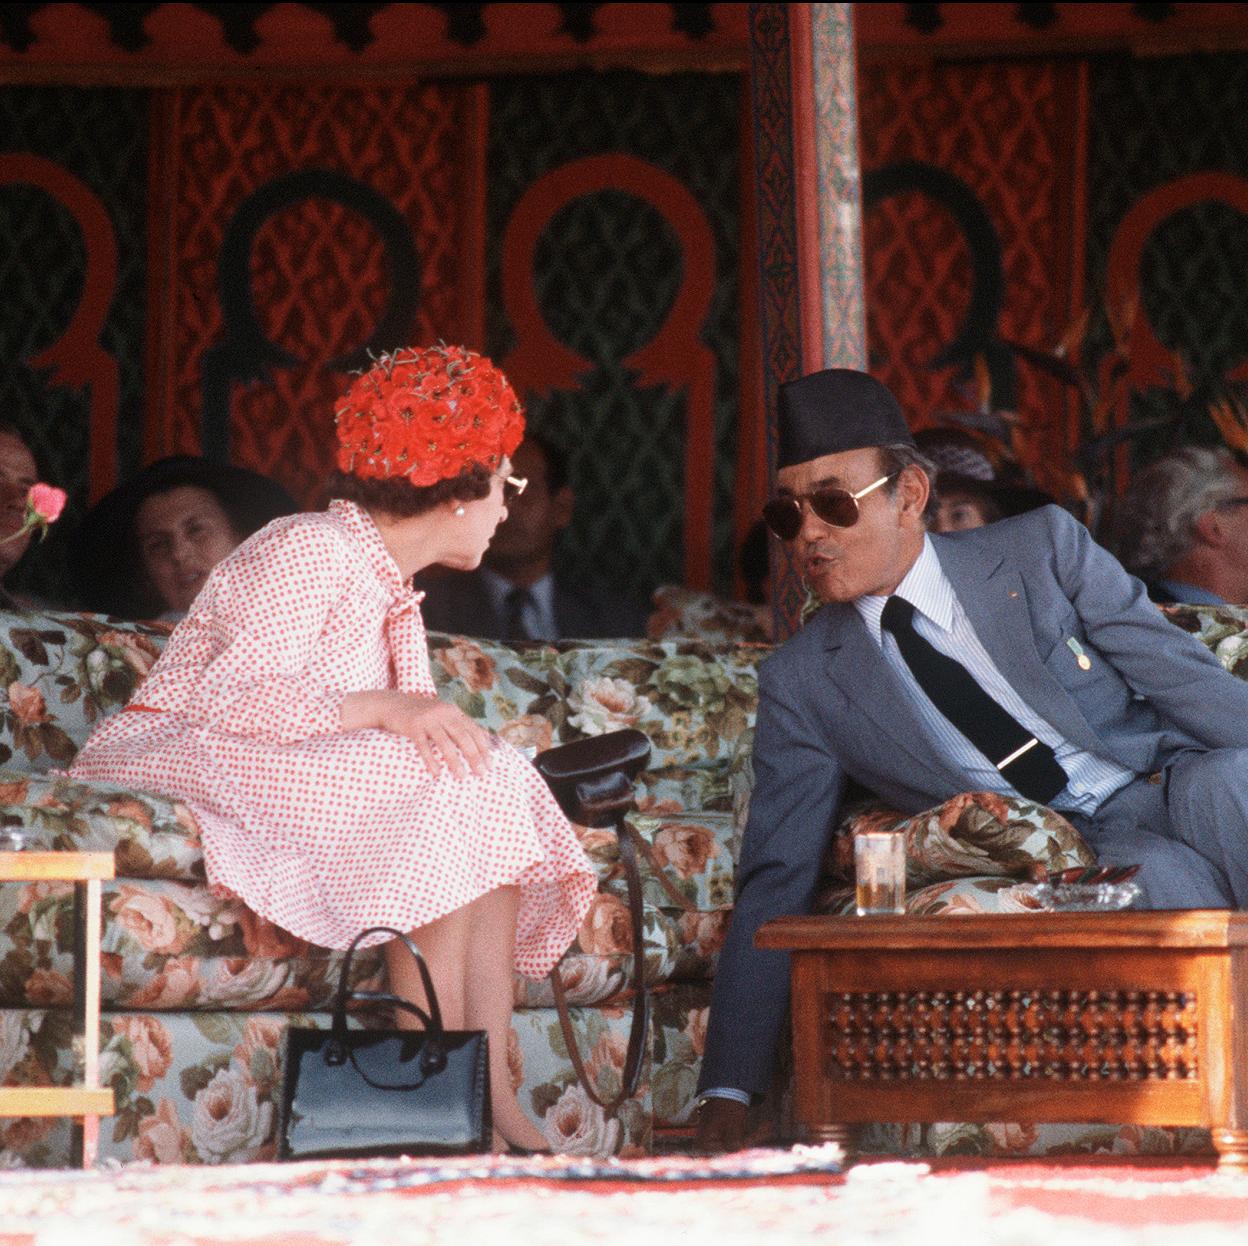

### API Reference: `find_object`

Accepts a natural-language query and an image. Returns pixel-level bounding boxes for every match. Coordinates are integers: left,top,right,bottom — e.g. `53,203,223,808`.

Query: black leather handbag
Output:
276,925,490,1160
534,728,651,1119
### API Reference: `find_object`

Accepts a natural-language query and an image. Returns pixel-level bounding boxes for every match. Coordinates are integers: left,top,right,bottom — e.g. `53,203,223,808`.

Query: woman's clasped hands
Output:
341,689,495,778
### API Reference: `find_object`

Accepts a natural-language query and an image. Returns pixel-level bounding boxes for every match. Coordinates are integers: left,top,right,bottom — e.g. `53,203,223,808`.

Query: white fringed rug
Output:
3,1149,1248,1245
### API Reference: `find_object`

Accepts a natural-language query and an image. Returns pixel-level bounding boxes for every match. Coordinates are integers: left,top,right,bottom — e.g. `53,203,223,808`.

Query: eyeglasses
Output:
761,473,896,541
496,473,527,504
1217,495,1248,510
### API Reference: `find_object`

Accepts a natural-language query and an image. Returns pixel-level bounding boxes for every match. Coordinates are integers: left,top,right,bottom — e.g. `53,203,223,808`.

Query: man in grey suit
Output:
418,432,648,640
695,368,1248,1153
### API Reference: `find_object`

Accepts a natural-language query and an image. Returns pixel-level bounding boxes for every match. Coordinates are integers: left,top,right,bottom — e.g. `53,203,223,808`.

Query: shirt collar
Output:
327,499,419,603
479,566,555,615
1153,578,1227,606
853,535,954,642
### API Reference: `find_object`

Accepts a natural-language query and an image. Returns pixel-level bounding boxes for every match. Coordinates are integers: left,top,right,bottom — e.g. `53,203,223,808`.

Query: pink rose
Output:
191,1066,274,1162
104,797,154,832
652,823,719,880
2,1116,55,1152
28,484,66,524
134,1099,186,1164
438,640,496,693
7,682,46,726
577,894,633,956
677,910,729,960
542,1083,620,1156
110,886,190,954
687,1006,709,1056
237,909,308,959
497,715,553,752
507,1026,524,1092
0,484,66,549
127,957,201,1008
100,630,162,678
114,1016,174,1091
24,969,72,1006
586,1031,628,1090
0,778,28,805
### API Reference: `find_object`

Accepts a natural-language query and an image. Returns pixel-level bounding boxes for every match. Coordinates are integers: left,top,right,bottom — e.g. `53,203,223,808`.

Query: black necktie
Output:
879,595,1068,804
503,585,535,641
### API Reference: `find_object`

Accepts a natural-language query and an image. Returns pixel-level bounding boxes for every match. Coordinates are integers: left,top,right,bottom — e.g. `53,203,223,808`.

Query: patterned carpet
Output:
3,1149,1248,1245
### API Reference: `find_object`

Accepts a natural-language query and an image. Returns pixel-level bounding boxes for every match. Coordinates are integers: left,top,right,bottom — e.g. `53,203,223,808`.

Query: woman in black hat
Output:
71,456,297,620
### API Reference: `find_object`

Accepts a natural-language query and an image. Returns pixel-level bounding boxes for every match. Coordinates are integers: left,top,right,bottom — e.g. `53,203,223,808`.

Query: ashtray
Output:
1019,865,1142,912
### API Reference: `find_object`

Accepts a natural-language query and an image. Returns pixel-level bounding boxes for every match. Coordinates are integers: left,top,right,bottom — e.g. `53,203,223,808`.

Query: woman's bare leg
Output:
388,888,547,1151
387,906,470,1029
462,885,549,1152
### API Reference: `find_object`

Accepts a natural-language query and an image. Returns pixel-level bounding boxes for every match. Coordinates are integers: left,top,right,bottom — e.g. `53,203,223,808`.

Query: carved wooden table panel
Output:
756,912,1248,1170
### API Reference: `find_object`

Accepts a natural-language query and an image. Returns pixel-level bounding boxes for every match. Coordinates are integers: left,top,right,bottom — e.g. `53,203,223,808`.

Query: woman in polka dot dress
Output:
69,346,595,1152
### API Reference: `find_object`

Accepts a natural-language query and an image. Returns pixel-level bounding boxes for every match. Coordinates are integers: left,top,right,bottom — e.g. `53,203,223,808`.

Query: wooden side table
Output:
0,851,115,1167
757,911,1248,1170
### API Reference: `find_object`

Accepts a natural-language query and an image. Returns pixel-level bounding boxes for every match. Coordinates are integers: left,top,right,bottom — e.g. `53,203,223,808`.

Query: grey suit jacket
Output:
698,505,1248,1095
416,569,649,640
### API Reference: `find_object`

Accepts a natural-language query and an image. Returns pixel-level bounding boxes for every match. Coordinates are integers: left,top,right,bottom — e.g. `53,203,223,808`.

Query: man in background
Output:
0,420,41,609
418,432,648,640
1115,446,1248,606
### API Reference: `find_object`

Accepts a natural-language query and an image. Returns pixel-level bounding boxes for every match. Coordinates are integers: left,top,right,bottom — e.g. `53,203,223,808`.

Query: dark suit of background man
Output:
418,432,649,640
695,368,1248,1153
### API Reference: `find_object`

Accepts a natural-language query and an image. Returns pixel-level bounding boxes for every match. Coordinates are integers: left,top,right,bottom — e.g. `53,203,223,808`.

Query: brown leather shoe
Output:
692,1097,749,1154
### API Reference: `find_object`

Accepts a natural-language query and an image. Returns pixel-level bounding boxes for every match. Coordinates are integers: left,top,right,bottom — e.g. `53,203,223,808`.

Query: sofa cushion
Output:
427,633,761,775
1159,603,1248,674
0,1003,649,1165
0,613,171,774
0,772,205,881
0,878,384,1012
646,585,772,644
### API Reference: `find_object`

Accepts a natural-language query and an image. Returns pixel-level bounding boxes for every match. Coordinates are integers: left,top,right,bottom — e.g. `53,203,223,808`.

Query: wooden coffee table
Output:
757,911,1248,1170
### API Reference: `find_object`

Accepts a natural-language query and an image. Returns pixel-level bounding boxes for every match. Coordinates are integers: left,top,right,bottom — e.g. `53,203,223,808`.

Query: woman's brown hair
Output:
325,465,492,518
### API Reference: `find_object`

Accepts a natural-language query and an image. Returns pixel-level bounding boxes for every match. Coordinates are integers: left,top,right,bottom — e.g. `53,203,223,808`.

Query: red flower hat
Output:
335,345,525,486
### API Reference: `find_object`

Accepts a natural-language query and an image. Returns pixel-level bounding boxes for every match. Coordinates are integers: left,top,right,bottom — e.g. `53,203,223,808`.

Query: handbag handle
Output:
535,729,651,1119
332,925,444,1044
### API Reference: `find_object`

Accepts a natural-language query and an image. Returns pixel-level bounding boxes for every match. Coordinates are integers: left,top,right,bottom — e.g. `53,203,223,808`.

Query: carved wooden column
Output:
748,3,867,638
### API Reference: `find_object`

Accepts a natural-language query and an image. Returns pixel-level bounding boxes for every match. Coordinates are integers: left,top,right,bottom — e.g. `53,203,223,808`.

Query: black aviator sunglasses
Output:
761,473,896,541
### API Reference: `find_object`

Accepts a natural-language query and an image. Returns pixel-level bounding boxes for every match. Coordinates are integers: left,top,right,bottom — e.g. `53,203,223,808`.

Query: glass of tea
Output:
854,831,906,916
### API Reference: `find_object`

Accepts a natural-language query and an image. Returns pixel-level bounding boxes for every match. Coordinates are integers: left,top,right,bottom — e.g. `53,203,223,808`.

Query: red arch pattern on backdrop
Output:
858,60,1081,450
501,153,718,590
147,83,478,506
1106,171,1248,396
0,153,119,501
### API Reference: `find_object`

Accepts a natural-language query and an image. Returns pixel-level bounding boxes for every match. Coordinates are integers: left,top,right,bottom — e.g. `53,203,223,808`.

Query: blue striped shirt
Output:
854,537,1133,815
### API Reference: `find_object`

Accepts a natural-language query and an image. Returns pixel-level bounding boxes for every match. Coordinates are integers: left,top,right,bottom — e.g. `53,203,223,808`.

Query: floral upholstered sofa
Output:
1,601,1247,1166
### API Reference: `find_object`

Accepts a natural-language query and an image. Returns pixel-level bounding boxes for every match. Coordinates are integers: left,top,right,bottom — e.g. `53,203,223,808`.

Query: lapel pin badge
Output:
1066,637,1092,671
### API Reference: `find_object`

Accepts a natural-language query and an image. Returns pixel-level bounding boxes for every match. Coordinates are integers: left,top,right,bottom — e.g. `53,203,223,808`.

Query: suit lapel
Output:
820,608,973,792
933,533,1106,755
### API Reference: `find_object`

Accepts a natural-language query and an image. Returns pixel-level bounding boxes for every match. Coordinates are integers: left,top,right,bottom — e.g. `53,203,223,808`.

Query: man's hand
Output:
693,1097,748,1154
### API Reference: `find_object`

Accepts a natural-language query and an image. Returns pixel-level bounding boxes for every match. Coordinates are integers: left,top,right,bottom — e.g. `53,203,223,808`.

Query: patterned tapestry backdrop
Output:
3,54,1248,608
148,82,478,506
857,59,1081,461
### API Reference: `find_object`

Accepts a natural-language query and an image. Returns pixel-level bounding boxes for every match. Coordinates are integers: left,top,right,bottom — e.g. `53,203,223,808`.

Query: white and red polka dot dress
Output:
69,500,596,979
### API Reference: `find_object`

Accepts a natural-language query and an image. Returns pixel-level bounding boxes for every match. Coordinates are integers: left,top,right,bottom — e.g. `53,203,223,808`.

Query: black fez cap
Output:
777,369,913,469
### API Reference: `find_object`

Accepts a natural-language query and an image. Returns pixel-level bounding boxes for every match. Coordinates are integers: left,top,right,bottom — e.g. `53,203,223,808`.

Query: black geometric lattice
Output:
0,86,149,606
486,71,741,604
1086,52,1248,467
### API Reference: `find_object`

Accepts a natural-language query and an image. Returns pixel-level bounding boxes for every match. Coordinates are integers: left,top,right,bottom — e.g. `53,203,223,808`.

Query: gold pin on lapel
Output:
1009,591,1019,599
1066,637,1092,671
